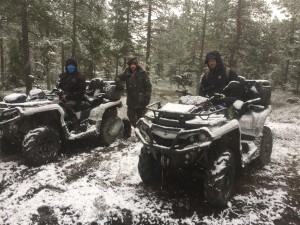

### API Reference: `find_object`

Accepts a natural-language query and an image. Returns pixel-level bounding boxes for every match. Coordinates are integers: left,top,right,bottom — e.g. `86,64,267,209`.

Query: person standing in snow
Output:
199,51,238,97
57,58,86,125
115,57,152,131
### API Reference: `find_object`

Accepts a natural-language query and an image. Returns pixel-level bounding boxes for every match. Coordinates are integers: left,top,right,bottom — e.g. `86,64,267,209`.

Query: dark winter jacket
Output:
57,59,86,101
115,65,152,109
199,51,238,97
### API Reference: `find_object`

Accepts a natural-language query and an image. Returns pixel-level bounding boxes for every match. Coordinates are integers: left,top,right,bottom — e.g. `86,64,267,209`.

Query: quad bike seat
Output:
72,95,102,112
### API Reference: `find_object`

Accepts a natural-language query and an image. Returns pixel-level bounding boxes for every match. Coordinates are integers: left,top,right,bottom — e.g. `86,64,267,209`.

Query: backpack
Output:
205,67,231,81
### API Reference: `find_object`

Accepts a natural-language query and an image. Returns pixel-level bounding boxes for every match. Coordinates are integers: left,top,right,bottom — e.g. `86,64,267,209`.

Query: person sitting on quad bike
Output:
199,51,239,97
57,58,86,128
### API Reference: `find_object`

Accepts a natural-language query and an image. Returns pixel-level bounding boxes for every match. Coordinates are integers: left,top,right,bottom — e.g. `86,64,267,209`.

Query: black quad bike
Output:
0,77,124,166
135,75,273,206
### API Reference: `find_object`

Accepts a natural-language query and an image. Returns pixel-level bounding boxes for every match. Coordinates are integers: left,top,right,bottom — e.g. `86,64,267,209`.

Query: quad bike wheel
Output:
0,138,20,155
138,147,161,184
99,116,123,146
22,126,60,166
204,149,235,206
255,126,273,168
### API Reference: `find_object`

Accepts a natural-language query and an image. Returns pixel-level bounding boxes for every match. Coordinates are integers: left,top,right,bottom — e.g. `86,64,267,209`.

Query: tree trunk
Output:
71,0,77,58
0,37,4,85
296,72,300,92
21,1,32,94
146,1,152,72
61,1,66,73
115,57,119,76
283,16,296,90
123,2,130,70
228,0,242,68
196,0,208,95
45,22,51,90
283,59,290,91
61,43,65,73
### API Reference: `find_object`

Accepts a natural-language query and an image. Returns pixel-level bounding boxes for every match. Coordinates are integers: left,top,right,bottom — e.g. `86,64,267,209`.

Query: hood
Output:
127,57,139,66
204,51,223,70
65,58,78,72
124,64,145,74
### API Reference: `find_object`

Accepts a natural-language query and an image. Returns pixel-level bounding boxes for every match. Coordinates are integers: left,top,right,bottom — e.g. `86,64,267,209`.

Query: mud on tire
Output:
138,147,160,184
22,126,60,166
204,149,235,206
255,126,273,168
99,116,123,146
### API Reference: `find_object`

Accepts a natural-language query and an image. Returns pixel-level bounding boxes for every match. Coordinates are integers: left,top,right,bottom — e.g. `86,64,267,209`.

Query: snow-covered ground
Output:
0,86,299,225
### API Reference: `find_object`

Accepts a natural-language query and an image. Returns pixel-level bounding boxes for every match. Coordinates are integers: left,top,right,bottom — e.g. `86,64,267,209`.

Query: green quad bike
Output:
0,77,124,166
135,75,273,206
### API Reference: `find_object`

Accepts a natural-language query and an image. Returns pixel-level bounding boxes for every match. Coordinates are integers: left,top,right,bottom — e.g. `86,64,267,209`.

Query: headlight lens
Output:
141,123,149,132
198,132,208,142
1,108,21,122
138,120,151,143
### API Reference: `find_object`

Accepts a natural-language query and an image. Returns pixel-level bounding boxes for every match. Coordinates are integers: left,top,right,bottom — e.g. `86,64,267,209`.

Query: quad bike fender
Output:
210,119,240,140
209,119,243,168
239,105,271,137
89,100,122,121
0,104,66,126
19,104,66,126
89,100,122,134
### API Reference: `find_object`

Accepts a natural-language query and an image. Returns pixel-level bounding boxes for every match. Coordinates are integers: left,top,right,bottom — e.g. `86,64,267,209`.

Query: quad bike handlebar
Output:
50,88,63,95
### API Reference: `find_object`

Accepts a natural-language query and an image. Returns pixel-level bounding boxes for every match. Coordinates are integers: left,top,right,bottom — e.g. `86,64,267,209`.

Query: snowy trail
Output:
0,121,300,224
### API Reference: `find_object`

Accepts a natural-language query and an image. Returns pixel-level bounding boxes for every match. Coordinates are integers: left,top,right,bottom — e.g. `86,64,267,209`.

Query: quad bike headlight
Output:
1,108,21,122
137,119,151,143
198,132,208,142
189,136,195,142
141,123,149,133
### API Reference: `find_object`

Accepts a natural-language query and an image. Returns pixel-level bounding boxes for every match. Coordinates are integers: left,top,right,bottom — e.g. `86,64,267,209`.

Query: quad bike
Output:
135,75,273,206
0,76,124,166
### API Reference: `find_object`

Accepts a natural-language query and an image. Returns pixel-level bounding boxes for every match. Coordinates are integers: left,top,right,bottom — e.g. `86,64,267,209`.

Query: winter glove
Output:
138,94,150,106
115,82,124,91
144,96,150,106
60,94,69,102
216,102,226,110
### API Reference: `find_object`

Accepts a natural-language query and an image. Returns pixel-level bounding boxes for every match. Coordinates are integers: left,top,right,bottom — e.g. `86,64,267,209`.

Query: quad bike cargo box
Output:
87,78,122,101
244,80,271,106
103,84,122,101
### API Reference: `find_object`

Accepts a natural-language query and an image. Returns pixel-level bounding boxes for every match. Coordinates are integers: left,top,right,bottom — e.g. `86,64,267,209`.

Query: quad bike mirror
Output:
174,75,183,85
50,88,63,96
28,75,35,82
28,74,43,89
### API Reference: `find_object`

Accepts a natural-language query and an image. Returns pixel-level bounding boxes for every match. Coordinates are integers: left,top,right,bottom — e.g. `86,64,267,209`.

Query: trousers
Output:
127,106,147,127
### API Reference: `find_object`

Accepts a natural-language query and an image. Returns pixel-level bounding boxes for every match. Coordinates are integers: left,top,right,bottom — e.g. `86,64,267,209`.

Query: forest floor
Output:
0,79,300,225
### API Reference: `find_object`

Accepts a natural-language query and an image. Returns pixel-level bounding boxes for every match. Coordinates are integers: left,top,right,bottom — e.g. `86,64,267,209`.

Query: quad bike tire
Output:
204,149,235,206
22,126,60,166
254,126,273,168
0,138,20,155
99,116,123,146
138,147,161,184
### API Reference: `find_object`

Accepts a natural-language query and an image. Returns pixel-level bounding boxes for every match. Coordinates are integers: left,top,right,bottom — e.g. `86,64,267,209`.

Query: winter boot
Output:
123,119,132,139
